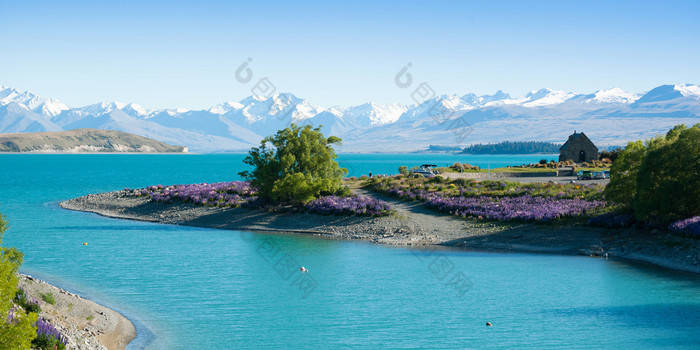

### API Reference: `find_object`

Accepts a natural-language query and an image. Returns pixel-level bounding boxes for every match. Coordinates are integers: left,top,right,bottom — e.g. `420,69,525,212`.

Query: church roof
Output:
560,132,586,151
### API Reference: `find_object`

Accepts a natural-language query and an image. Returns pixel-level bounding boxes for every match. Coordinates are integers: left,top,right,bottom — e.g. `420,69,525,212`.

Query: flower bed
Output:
132,181,257,208
305,195,392,216
371,177,604,201
426,195,606,222
669,216,700,238
368,177,608,223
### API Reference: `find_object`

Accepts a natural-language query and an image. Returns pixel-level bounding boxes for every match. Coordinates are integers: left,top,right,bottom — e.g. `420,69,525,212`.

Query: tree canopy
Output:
239,124,348,204
0,212,38,349
605,124,700,223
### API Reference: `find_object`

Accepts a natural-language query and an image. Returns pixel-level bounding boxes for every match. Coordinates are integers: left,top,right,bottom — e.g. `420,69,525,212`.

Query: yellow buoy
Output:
82,242,88,246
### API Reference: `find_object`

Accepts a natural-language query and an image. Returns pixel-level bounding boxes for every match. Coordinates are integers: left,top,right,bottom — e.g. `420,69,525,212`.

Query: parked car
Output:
593,171,606,179
576,170,593,180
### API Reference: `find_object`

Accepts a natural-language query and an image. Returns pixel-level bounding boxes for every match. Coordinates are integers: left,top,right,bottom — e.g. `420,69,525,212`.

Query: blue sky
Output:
2,0,699,109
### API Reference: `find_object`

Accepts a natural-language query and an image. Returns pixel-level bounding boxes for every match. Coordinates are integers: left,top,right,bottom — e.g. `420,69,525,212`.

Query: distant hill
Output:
461,141,561,154
0,129,187,153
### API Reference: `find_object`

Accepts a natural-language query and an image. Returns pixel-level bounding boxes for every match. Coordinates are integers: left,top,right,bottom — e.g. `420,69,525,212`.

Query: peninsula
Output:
0,129,187,153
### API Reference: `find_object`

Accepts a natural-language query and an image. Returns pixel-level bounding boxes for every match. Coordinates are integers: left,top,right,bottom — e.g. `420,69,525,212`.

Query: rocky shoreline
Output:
18,274,136,350
59,189,700,274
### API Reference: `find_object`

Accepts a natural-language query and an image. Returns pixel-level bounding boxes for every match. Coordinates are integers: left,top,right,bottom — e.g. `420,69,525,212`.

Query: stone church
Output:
559,131,598,163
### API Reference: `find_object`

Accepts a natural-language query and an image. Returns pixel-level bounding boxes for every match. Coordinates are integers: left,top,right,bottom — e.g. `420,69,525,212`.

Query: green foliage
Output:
605,124,700,223
599,147,623,162
427,176,447,184
633,125,700,222
14,289,41,314
240,124,348,204
398,166,409,175
0,212,38,349
33,331,66,350
605,140,647,205
86,315,94,321
40,293,56,306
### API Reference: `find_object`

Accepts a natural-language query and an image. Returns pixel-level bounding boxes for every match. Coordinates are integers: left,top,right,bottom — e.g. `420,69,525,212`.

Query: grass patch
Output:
40,292,56,305
67,303,73,312
86,315,94,321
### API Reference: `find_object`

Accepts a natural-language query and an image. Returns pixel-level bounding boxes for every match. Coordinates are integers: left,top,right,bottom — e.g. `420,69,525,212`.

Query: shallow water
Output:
1,154,698,349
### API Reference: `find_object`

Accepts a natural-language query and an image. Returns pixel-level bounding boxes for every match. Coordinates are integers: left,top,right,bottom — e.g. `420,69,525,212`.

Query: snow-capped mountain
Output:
0,86,69,117
1,83,699,152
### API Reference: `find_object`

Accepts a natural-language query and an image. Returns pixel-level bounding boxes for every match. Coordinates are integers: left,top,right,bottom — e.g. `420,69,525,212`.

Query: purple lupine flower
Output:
669,216,700,238
305,196,392,216
35,318,68,347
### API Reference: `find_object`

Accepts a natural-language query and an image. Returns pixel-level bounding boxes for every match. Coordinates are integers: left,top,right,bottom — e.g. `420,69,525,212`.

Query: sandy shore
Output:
59,189,699,274
18,274,136,350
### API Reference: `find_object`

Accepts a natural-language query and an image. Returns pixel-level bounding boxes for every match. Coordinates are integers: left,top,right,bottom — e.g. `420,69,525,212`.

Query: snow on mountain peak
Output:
523,89,576,107
674,83,700,99
586,87,640,104
0,86,69,117
342,102,408,127
209,101,244,114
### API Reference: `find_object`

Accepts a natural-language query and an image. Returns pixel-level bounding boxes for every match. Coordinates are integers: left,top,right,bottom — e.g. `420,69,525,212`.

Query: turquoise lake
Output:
1,154,699,349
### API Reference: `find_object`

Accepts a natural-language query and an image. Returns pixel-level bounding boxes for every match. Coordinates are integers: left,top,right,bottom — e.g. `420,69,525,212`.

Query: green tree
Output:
605,140,647,206
240,124,348,204
633,125,700,222
0,212,38,349
398,166,409,176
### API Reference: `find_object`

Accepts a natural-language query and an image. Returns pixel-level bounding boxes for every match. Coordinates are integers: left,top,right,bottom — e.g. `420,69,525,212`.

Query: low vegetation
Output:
366,176,608,223
40,293,56,305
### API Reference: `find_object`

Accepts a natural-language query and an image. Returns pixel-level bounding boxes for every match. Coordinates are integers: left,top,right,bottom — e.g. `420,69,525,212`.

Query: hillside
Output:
0,129,187,153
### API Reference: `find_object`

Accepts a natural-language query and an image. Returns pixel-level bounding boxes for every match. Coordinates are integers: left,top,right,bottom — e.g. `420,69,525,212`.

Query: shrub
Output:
32,318,67,350
40,293,56,305
427,176,446,184
14,288,41,314
398,166,409,175
539,159,547,164
600,147,623,162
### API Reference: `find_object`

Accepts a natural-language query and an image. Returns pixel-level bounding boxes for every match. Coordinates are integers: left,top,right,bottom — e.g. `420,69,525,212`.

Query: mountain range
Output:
1,84,699,152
